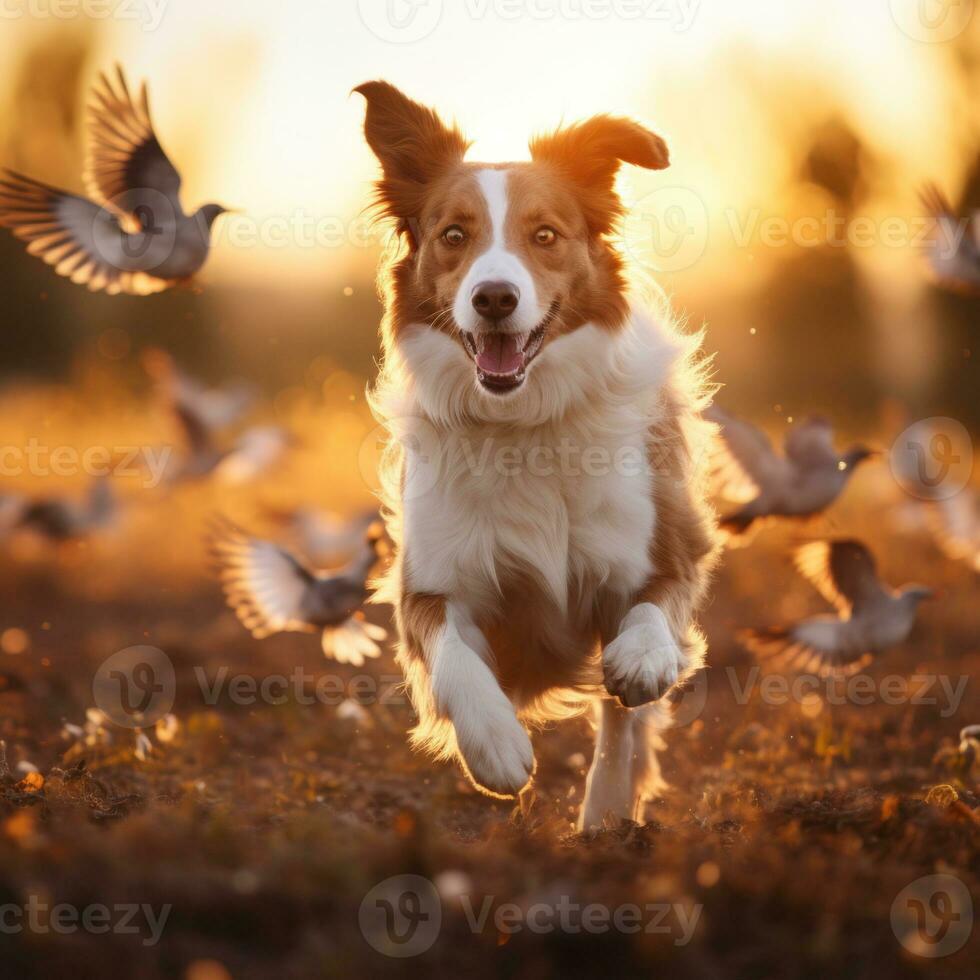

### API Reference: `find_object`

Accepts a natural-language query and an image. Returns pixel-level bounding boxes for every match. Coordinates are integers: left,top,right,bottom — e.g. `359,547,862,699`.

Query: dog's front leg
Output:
424,600,534,798
602,601,688,708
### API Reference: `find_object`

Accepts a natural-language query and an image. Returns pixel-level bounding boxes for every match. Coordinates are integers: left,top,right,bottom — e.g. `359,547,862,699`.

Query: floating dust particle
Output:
696,861,721,887
185,961,232,980
0,628,29,655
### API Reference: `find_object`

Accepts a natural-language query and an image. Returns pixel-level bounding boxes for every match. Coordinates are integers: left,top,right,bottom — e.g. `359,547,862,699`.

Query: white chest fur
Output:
403,405,656,613
389,305,681,618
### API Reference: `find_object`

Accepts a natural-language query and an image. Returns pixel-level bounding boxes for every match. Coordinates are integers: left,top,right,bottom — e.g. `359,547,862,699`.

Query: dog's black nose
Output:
471,281,519,321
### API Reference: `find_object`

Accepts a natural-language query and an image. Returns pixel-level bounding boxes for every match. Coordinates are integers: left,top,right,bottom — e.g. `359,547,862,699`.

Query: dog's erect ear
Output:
530,115,668,232
354,81,469,222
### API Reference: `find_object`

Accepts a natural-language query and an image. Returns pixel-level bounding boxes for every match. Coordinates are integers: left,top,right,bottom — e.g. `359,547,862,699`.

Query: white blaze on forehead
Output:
452,168,542,335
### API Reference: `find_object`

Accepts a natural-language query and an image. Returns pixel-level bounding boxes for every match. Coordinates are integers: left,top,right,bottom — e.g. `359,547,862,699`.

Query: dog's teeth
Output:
515,332,529,352
475,333,487,355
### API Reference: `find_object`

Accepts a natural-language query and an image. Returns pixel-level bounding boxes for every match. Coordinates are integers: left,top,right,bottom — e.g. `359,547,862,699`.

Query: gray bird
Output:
144,349,290,485
740,539,934,676
920,184,980,296
211,519,387,666
0,66,230,295
706,405,875,538
143,348,255,432
13,477,117,542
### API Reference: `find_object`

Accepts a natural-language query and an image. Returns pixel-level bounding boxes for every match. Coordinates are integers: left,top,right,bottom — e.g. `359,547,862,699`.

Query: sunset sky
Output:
0,1,977,285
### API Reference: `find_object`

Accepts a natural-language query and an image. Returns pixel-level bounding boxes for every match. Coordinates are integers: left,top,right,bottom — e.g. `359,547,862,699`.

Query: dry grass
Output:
0,375,978,979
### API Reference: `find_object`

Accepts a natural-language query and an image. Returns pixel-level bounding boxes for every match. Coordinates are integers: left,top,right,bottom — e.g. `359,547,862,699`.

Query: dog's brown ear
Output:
354,81,469,222
530,115,668,232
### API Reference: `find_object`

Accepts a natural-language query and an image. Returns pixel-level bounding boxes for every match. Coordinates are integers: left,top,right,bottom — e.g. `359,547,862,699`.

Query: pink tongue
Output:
475,334,523,376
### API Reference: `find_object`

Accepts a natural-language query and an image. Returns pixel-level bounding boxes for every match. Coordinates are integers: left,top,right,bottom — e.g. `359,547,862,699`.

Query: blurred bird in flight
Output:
211,518,388,666
0,66,231,295
4,477,117,543
740,539,934,676
143,349,292,485
919,184,980,296
706,405,875,540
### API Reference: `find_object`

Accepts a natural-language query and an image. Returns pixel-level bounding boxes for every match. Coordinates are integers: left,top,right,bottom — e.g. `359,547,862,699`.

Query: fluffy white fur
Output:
603,602,686,707
429,602,535,797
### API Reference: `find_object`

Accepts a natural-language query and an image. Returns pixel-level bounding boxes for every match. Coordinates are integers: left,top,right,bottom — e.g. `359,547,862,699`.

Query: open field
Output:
0,377,977,978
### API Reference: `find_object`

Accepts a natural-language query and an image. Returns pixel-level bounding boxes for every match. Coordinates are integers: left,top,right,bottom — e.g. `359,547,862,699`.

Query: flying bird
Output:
706,405,875,538
740,539,934,676
0,66,230,295
926,487,980,573
11,477,117,542
143,348,255,433
144,349,290,485
211,519,388,666
919,184,980,296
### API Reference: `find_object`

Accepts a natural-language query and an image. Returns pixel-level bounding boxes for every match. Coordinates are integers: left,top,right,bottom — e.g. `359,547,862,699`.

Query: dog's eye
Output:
534,226,558,246
442,225,466,247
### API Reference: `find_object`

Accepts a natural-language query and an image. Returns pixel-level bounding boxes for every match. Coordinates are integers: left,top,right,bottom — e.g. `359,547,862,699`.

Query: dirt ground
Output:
0,440,978,980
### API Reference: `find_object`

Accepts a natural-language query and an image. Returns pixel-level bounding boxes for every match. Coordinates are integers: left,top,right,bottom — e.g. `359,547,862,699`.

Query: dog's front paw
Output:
603,603,685,708
455,702,534,799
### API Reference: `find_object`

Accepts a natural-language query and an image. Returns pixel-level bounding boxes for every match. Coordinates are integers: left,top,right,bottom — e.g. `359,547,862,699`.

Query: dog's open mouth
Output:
461,304,558,394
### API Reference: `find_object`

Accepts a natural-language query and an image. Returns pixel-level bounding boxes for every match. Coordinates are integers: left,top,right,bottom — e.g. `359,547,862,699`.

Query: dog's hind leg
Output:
579,698,671,832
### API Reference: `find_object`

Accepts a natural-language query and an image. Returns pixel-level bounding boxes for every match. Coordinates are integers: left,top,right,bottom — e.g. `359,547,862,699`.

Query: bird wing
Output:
0,494,28,535
928,490,980,571
211,521,320,638
705,404,790,501
171,400,215,459
0,170,170,295
213,427,291,485
82,477,116,530
794,539,888,616
84,66,182,213
739,619,873,677
783,417,837,469
322,616,386,667
919,184,980,295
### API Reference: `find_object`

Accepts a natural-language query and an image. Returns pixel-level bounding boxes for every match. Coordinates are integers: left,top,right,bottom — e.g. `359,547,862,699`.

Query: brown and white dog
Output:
357,81,718,829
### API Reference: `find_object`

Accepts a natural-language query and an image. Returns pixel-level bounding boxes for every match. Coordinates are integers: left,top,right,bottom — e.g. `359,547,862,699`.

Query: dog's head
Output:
356,81,669,404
